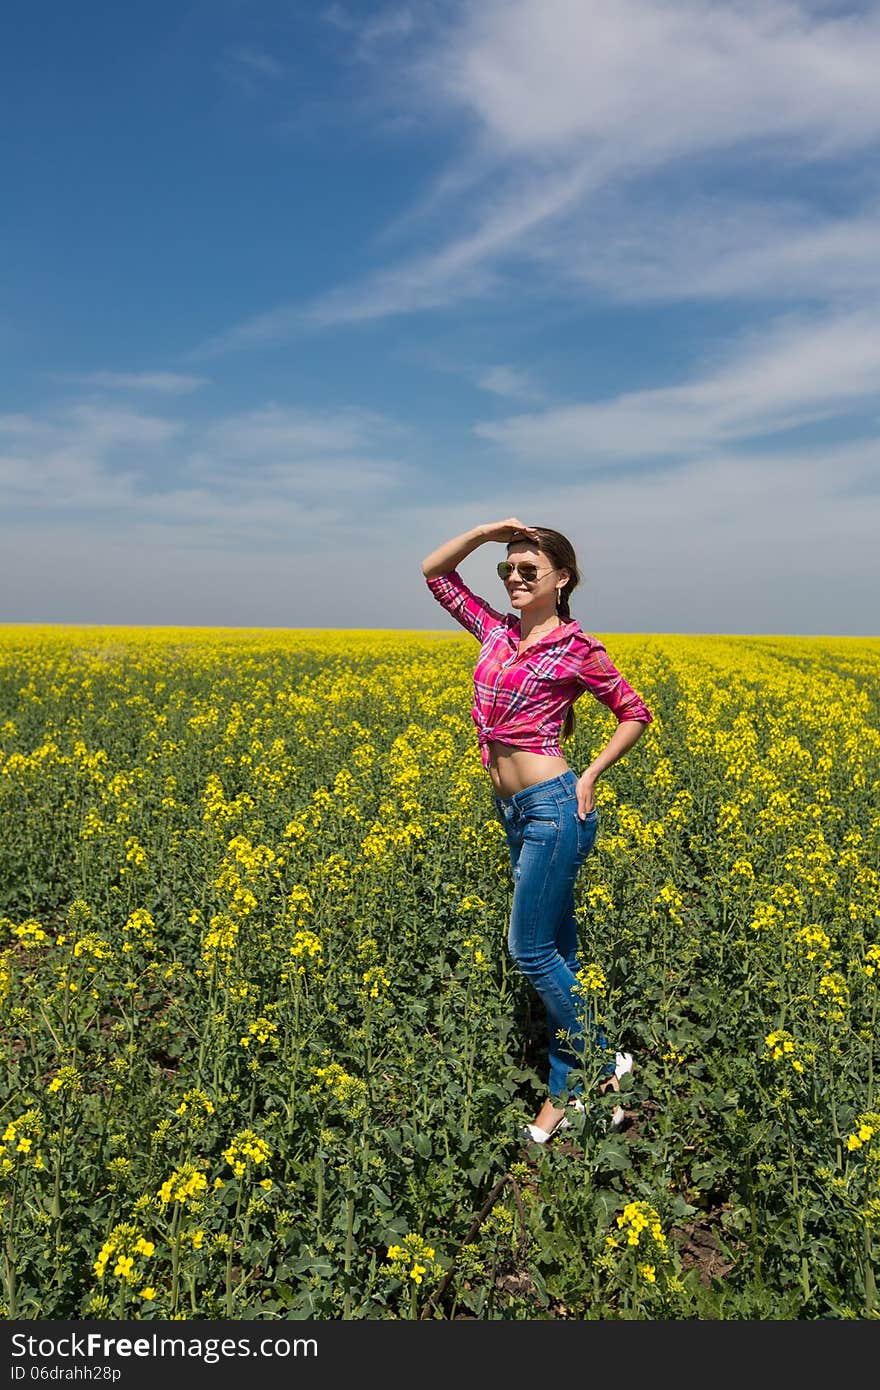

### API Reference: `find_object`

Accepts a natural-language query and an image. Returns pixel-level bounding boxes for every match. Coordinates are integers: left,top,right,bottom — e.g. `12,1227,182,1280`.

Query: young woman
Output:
421,518,653,1143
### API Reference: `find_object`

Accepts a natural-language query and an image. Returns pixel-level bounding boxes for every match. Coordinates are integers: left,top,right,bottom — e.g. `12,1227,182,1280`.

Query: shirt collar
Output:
509,616,578,649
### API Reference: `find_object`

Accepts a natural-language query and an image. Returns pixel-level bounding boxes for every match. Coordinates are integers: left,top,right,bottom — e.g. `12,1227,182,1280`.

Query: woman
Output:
421,518,653,1143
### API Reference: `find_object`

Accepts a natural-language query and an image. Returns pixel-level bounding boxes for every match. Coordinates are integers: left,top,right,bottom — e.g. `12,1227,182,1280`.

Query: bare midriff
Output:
487,740,571,798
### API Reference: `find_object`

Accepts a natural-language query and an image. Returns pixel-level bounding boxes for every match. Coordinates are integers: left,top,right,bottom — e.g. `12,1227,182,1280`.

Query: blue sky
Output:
2,0,879,634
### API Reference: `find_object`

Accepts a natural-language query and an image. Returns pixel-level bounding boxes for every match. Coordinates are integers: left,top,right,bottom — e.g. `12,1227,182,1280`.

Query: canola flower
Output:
71,932,111,961
846,1114,880,1153
609,1200,668,1251
222,1129,271,1180
289,928,322,959
121,908,156,954
311,1064,368,1113
601,1200,672,1292
0,1112,46,1174
764,1030,795,1063
764,1029,814,1074
8,919,48,947
0,949,12,1004
460,935,491,973
173,1089,216,1134
860,945,880,982
1,622,879,1321
93,1225,156,1285
46,1065,83,1096
239,1016,279,1049
361,965,391,1000
575,963,608,997
157,1163,209,1208
382,1233,438,1285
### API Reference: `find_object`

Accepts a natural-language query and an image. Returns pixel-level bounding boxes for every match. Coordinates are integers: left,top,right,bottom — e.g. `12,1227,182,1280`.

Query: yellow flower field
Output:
1,625,878,1319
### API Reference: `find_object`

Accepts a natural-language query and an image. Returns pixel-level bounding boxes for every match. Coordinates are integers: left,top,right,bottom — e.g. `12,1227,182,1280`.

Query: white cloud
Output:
0,400,412,542
197,159,594,351
538,195,880,305
441,0,880,156
3,405,878,630
199,1,880,351
67,405,182,449
0,406,180,509
477,365,542,400
401,437,880,635
198,404,396,458
217,44,286,98
60,371,210,395
227,46,285,79
476,305,880,460
323,4,418,55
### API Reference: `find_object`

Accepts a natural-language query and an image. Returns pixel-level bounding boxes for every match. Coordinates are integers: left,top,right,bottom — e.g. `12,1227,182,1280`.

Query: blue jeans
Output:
495,770,610,1101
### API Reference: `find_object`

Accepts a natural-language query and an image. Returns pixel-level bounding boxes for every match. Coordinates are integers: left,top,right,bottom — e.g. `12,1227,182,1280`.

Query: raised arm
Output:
421,518,539,579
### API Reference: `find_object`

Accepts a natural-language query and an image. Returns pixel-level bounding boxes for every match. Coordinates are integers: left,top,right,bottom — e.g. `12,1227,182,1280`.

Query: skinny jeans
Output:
494,770,611,1100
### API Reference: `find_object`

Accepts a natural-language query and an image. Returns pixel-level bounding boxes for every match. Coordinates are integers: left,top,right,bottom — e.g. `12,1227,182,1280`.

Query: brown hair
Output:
507,526,581,742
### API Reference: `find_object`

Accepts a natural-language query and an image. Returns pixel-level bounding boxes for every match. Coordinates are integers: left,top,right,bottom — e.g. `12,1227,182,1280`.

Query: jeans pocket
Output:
524,802,559,829
574,808,598,858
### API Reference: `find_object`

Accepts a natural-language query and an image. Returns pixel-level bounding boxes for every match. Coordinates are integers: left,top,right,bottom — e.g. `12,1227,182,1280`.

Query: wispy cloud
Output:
477,365,542,400
187,404,406,498
228,45,285,79
398,433,880,633
198,0,880,353
217,44,286,97
7,431,877,629
476,305,880,460
57,371,209,395
0,399,412,544
195,159,595,353
537,193,880,305
0,405,177,509
201,404,395,458
323,4,418,57
440,0,880,157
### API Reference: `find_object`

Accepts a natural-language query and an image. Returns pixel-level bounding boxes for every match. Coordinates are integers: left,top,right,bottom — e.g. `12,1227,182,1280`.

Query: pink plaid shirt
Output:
426,569,653,767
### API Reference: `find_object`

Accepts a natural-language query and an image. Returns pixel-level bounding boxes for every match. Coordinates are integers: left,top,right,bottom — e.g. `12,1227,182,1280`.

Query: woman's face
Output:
503,541,567,615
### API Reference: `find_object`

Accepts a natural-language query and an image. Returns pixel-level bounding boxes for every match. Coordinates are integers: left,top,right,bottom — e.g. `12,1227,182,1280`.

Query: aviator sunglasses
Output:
496,560,554,583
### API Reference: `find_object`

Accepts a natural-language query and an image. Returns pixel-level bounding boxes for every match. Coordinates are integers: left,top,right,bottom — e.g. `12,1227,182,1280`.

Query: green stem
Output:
225,1186,245,1317
868,993,876,1111
343,1194,355,1318
315,1149,324,1227
3,1189,18,1319
51,1117,65,1224
462,987,474,1132
285,981,302,1142
787,1135,810,1305
169,1203,182,1317
364,1002,373,1100
746,1156,762,1281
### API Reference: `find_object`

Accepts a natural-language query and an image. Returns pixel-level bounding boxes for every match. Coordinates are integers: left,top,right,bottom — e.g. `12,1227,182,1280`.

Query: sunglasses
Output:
497,561,554,583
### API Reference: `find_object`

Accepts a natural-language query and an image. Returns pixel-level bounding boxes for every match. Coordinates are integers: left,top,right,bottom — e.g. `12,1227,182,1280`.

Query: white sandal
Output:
608,1051,634,1131
523,1052,635,1143
522,1114,572,1145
